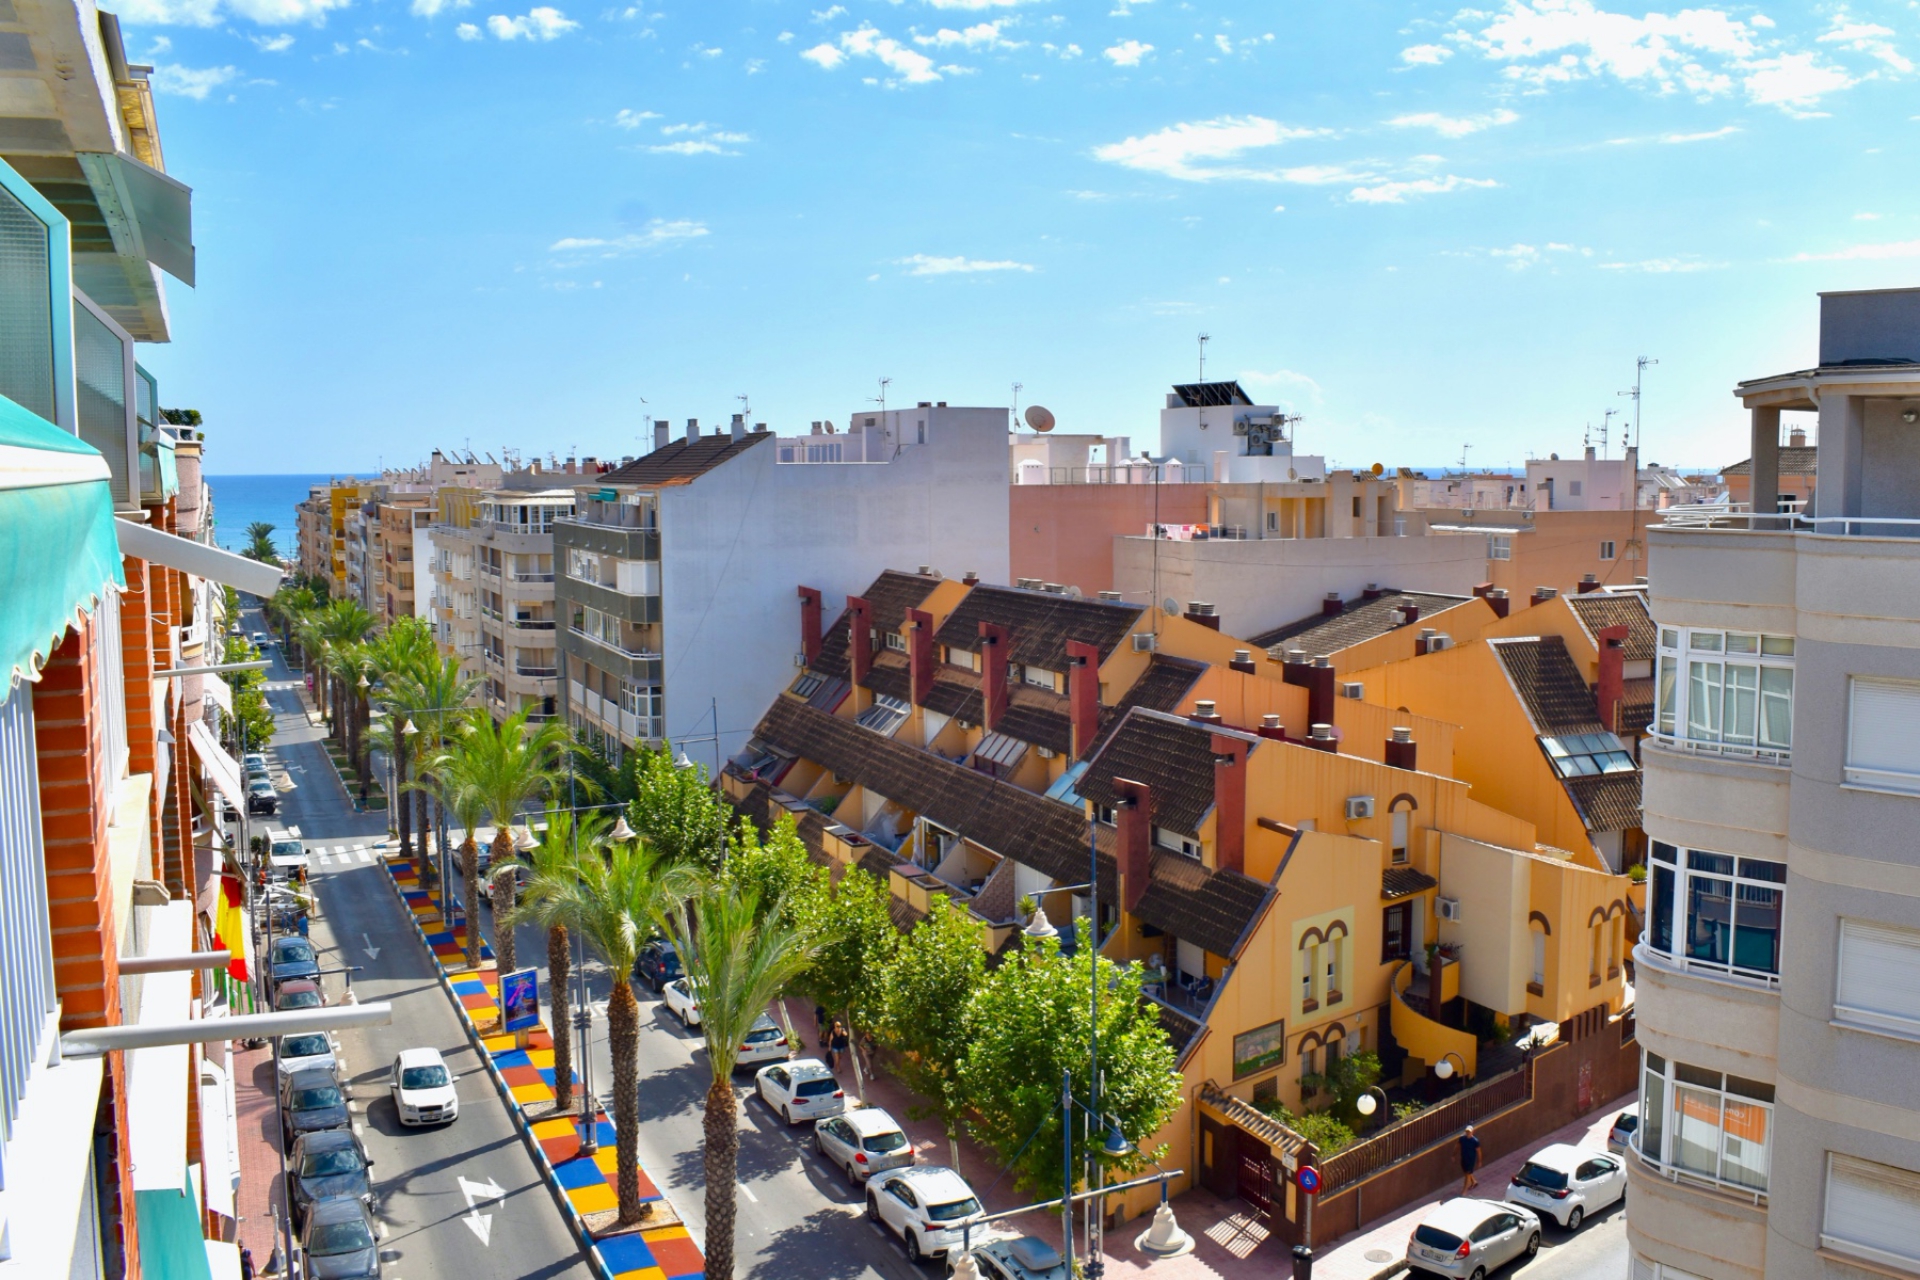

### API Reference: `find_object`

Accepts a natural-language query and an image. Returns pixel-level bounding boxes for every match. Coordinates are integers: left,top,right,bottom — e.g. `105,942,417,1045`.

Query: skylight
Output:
1541,732,1636,778
855,694,912,737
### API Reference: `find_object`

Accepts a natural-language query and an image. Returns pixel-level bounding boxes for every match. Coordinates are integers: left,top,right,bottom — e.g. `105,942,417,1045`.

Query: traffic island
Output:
383,855,703,1280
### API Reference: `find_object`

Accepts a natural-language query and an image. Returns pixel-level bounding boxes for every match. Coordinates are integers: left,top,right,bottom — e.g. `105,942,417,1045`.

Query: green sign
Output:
1233,1019,1286,1079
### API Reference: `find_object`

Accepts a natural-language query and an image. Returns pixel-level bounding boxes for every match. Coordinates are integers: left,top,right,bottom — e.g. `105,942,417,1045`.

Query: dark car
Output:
271,936,321,991
282,1068,351,1146
635,939,682,991
300,1195,381,1279
287,1130,372,1229
248,776,279,815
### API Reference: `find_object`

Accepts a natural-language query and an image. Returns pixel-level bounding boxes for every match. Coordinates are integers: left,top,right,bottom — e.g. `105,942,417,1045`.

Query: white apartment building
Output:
1527,445,1639,511
1156,381,1327,482
556,407,1011,766
1631,286,1920,1280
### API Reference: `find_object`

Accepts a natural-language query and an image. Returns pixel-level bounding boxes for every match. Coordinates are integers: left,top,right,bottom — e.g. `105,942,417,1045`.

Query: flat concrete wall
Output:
1009,483,1206,596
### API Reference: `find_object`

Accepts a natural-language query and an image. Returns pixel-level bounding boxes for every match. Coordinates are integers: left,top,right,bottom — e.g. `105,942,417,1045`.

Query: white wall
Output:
658,406,1011,760
412,526,436,621
1525,449,1637,512
1437,833,1529,1015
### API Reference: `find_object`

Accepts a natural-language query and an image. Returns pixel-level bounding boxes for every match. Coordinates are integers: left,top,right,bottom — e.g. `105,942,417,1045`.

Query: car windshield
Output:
864,1130,909,1154
1615,1115,1638,1131
926,1195,982,1223
274,940,316,962
291,1085,343,1110
1515,1162,1569,1191
301,1147,364,1177
309,1219,376,1254
796,1079,839,1098
401,1066,450,1089
1414,1225,1464,1251
283,1035,329,1059
745,1028,782,1044
272,843,301,856
279,991,321,1009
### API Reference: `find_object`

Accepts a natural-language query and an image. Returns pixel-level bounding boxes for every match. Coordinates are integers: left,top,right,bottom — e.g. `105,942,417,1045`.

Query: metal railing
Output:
567,625,660,662
508,617,556,632
1659,505,1920,538
513,665,558,678
511,572,556,583
1316,1064,1531,1193
1630,1141,1768,1205
1634,941,1781,992
1643,728,1790,767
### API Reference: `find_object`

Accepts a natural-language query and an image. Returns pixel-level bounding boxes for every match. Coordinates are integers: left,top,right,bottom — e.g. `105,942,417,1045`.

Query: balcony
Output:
555,517,660,561
557,574,662,625
508,617,557,633
511,571,556,583
514,664,558,678
1389,959,1477,1078
480,563,500,579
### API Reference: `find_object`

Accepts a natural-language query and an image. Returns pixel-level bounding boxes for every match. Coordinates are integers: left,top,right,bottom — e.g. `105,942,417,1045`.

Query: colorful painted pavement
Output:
386,856,704,1280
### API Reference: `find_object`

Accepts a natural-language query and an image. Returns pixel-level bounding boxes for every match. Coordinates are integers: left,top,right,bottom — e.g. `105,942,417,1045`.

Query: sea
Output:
203,474,349,560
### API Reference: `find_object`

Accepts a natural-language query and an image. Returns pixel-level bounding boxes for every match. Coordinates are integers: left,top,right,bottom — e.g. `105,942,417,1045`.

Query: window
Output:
1267,511,1278,532
1382,903,1412,962
1156,827,1200,859
1530,921,1547,994
1390,808,1409,864
1569,480,1583,497
1351,496,1362,517
1300,941,1319,1010
1023,665,1056,691
1823,1153,1920,1271
1654,628,1794,758
1638,1051,1773,1194
1488,534,1512,561
1644,842,1784,984
1847,678,1920,793
566,547,600,584
884,630,908,653
1835,919,1920,1039
1540,731,1636,778
1599,540,1616,561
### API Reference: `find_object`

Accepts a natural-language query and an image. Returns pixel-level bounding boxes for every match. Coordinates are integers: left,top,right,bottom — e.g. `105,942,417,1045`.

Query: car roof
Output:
1520,1144,1589,1172
398,1046,448,1067
297,1129,356,1151
272,936,314,952
1426,1197,1510,1231
847,1107,902,1136
785,1058,834,1078
985,1236,1066,1274
749,1012,778,1031
900,1167,974,1203
278,979,320,993
307,1196,369,1224
287,1067,339,1088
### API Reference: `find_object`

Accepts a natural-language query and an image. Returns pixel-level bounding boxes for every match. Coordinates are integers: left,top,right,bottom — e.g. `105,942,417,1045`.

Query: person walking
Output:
828,1020,850,1072
1459,1123,1481,1192
239,1247,255,1280
815,1003,830,1048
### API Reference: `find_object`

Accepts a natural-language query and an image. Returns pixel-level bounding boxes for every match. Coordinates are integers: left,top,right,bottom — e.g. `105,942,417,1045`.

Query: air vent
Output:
1130,633,1156,653
1340,681,1365,700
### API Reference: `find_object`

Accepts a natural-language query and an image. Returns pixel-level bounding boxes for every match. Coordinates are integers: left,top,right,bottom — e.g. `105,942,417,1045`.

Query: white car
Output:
276,1031,337,1079
662,977,703,1027
734,1013,789,1069
1406,1197,1541,1278
866,1166,984,1264
1505,1143,1626,1230
755,1058,846,1126
815,1106,915,1183
390,1047,459,1126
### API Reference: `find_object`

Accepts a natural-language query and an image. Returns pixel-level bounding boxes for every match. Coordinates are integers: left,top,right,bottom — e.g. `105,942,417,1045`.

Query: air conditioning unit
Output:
1344,796,1375,820
956,718,976,730
1131,633,1157,653
793,652,807,668
1036,747,1057,759
1437,896,1463,923
1428,635,1455,651
1340,681,1365,700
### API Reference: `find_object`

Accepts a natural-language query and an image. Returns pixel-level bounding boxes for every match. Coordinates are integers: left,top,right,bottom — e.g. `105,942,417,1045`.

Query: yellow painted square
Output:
592,1149,621,1176
526,1050,555,1068
531,1118,575,1139
566,1182,618,1215
511,1083,552,1104
643,1227,691,1244
612,1266,665,1280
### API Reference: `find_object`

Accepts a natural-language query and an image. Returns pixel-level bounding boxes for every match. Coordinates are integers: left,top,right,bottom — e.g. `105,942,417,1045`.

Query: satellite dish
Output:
1065,585,1083,599
1371,462,1385,476
1163,597,1179,615
1024,405,1056,433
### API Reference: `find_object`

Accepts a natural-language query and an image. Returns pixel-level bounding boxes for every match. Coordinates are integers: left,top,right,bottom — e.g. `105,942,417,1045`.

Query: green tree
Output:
398,655,482,885
507,807,610,1114
243,521,279,563
875,896,986,1167
789,861,896,1099
625,745,730,870
1302,1048,1383,1128
220,634,274,749
954,920,1184,1200
723,813,823,924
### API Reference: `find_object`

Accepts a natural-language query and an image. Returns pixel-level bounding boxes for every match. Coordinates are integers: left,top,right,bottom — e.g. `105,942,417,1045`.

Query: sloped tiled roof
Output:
814,569,944,679
1133,849,1271,959
1079,707,1242,836
1491,636,1605,736
596,431,769,487
1721,446,1817,477
1620,677,1655,736
1563,772,1643,834
886,661,1072,754
934,584,1144,672
1249,590,1472,655
1382,867,1438,900
1567,592,1656,663
1087,656,1207,758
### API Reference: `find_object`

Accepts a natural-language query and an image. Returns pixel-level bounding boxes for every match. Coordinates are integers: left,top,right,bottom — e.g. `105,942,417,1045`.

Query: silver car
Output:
815,1106,914,1183
1405,1197,1540,1278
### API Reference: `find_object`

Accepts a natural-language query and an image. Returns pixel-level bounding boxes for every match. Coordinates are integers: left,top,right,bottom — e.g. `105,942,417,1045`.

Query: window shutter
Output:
1836,920,1920,1037
1824,1154,1920,1269
1848,678,1920,790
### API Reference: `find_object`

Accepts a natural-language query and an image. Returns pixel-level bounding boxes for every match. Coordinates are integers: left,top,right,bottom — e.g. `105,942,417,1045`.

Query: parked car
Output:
1505,1143,1626,1230
287,1130,373,1229
276,980,325,1012
270,936,321,991
949,1236,1069,1280
662,977,703,1028
1405,1197,1541,1279
635,939,682,991
815,1106,914,1183
390,1047,459,1126
281,1068,351,1146
734,1013,789,1070
277,1032,338,1079
249,777,279,815
272,838,305,860
244,752,270,778
299,1195,381,1279
756,1058,846,1126
251,630,268,646
865,1166,984,1264
1606,1111,1639,1155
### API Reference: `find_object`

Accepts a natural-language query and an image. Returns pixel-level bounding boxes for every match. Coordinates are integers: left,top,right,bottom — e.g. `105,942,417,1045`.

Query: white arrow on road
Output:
362,933,381,960
457,1175,505,1247
462,1209,493,1246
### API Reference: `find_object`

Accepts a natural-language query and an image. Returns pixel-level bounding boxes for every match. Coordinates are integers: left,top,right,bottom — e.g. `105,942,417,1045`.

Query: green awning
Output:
134,1188,214,1280
0,394,126,689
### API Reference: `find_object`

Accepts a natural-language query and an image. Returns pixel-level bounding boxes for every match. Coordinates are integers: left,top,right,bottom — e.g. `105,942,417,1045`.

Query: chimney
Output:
918,564,933,576
797,586,823,666
1190,700,1222,725
980,621,1009,731
1098,590,1123,603
963,570,979,586
1116,778,1152,915
731,414,746,442
1385,726,1417,771
1486,588,1510,619
1789,426,1807,448
1308,655,1336,727
1281,648,1312,692
1578,574,1600,594
1397,599,1421,626
1531,586,1558,607
1212,734,1247,875
1307,723,1338,753
1257,713,1287,742
1322,592,1345,617
1362,583,1384,600
1067,639,1101,759
654,421,670,451
685,418,699,443
1230,648,1258,675
1585,445,1597,461
1472,582,1493,599
908,608,936,706
1596,624,1628,733
1184,601,1221,631
847,596,875,687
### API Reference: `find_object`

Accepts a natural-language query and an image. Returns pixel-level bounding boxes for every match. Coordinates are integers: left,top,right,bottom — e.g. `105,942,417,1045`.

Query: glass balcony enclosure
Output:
1639,1050,1773,1199
1645,842,1785,986
1653,627,1793,761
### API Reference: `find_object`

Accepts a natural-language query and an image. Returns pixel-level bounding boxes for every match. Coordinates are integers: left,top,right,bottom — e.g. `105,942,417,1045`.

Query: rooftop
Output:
933,583,1144,672
1248,590,1472,654
813,569,944,679
1169,381,1254,408
1720,446,1818,478
1490,636,1604,736
1565,592,1656,664
1078,706,1252,836
594,432,769,488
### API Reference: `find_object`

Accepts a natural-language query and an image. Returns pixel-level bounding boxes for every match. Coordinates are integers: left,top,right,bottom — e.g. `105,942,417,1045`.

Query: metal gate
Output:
1237,1147,1273,1218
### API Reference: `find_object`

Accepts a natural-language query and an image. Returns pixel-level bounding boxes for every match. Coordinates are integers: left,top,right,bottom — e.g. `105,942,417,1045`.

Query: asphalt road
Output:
242,606,593,1280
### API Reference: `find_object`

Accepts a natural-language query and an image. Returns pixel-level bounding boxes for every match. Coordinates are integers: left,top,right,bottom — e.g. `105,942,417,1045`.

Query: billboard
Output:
501,967,541,1032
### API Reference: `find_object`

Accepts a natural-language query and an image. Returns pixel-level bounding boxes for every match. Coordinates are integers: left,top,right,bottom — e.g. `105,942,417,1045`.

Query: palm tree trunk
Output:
549,925,574,1113
357,692,372,785
490,833,516,977
610,980,645,1224
462,836,482,968
703,1074,739,1279
396,745,412,861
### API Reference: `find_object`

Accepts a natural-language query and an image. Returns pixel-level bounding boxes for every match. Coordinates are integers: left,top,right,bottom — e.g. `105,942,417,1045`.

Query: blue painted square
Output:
451,980,489,994
536,1067,578,1089
592,1233,657,1272
551,1157,606,1189
592,1119,617,1147
492,1049,533,1070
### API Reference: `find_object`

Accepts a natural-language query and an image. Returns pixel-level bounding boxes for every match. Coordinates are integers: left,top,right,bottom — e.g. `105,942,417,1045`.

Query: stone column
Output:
1749,406,1781,520
1816,390,1866,523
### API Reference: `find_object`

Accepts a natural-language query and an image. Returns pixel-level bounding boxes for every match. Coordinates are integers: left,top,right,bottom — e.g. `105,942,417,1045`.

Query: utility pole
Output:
1197,333,1210,382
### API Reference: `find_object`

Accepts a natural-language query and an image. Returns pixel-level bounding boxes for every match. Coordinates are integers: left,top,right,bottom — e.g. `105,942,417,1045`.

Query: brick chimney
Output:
1184,601,1221,631
653,421,670,451
1472,582,1493,599
1362,583,1385,600
1212,734,1247,875
1116,778,1152,915
908,607,935,705
797,587,823,666
1257,713,1288,742
1596,624,1628,732
685,417,699,443
1281,648,1312,691
1067,639,1101,759
1531,586,1558,607
980,621,1008,731
1307,655,1336,727
1229,648,1258,675
1396,599,1420,626
847,596,874,687
1486,588,1510,619
1578,574,1600,594
1322,592,1345,617
963,570,979,586
1385,726,1417,771
1306,723,1338,753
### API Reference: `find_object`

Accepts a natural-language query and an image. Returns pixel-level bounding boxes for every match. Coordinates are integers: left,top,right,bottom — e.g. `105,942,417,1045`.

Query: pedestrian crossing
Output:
310,843,386,867
262,679,304,691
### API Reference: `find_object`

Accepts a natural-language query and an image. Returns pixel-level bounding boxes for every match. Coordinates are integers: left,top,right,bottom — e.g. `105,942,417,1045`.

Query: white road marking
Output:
458,1175,506,1204
363,933,382,960
739,1182,759,1203
318,854,332,866
462,1210,493,1246
360,849,374,863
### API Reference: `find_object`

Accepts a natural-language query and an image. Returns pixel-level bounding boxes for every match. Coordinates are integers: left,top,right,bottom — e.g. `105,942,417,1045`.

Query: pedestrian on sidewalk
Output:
1459,1124,1481,1193
815,1004,829,1048
827,1020,849,1071
239,1247,254,1280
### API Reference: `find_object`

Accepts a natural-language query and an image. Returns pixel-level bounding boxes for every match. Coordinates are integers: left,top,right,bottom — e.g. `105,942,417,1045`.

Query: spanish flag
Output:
214,874,249,983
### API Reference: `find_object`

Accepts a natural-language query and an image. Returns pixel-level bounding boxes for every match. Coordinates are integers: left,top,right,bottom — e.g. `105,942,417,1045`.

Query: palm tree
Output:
243,521,278,563
506,807,609,1115
665,877,816,1279
402,656,482,885
433,743,492,970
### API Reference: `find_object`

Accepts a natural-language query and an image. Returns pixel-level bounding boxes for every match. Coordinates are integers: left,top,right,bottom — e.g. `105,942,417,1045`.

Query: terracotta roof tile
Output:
1382,867,1438,900
1079,708,1237,835
1491,636,1604,735
934,584,1145,673
1567,592,1656,663
1562,772,1643,833
1721,446,1817,478
1087,656,1207,757
1249,590,1472,655
597,431,769,486
814,569,943,679
1132,849,1271,959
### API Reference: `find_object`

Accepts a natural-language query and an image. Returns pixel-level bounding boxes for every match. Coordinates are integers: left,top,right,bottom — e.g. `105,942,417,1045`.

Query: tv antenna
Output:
1601,407,1620,459
1459,443,1472,471
1619,356,1658,451
736,393,750,423
1197,333,1211,381
1011,382,1023,425
872,377,891,416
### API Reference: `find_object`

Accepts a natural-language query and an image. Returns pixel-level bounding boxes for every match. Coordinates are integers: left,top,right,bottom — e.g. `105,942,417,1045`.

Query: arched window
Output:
1528,913,1550,995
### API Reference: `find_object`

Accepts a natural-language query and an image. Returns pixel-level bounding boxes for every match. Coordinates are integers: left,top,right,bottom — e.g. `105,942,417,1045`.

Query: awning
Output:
116,518,282,598
198,1058,235,1220
75,150,196,287
133,1188,214,1280
188,722,245,815
0,397,126,690
202,673,232,715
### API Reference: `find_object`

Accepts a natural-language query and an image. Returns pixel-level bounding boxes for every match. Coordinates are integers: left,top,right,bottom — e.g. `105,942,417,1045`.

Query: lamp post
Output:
1354,1086,1392,1131
1433,1052,1469,1087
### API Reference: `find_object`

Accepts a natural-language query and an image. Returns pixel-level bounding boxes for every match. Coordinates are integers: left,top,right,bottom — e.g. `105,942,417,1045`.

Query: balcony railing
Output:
483,651,504,668
568,624,659,661
511,571,556,583
1633,941,1780,992
1644,728,1790,767
480,563,500,578
1658,505,1920,538
509,617,557,632
514,665,559,678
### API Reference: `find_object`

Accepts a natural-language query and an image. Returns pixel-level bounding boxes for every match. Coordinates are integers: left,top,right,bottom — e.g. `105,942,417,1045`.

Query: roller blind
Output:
1848,678,1920,792
1824,1153,1920,1269
1835,919,1920,1037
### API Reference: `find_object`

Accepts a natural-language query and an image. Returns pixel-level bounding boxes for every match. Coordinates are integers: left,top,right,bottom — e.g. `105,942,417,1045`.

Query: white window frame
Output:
1652,627,1794,762
1845,677,1920,795
1834,918,1920,1041
884,630,908,653
1822,1152,1920,1273
1635,1050,1773,1200
1642,842,1785,988
1599,540,1616,561
1488,534,1511,561
1022,665,1056,691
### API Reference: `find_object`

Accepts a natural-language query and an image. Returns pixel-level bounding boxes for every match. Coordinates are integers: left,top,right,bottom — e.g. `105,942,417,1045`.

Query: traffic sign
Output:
1296,1165,1321,1196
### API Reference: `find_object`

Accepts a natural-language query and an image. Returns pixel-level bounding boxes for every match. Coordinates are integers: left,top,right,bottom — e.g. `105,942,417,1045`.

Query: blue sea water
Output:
204,474,343,559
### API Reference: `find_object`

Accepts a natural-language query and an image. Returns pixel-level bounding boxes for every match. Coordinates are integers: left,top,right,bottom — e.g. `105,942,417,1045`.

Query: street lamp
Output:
1355,1086,1392,1130
1433,1051,1469,1081
609,815,635,843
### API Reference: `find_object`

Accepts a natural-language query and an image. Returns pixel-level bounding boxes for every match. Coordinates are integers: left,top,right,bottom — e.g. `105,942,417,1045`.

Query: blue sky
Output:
124,0,1919,474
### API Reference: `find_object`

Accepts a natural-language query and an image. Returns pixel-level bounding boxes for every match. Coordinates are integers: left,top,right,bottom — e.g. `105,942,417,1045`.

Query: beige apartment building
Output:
1630,286,1920,1279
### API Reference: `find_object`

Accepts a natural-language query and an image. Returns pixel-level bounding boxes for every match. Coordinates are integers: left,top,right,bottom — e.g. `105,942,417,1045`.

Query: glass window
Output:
1641,1051,1666,1163
1658,628,1794,758
1641,1054,1773,1194
1645,846,1783,983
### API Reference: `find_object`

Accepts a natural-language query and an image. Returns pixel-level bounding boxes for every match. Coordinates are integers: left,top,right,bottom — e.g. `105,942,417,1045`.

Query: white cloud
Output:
1104,38,1152,66
744,56,765,72
1596,256,1720,271
811,4,846,20
692,43,723,57
777,31,794,43
456,21,480,38
1400,42,1452,64
1213,34,1231,55
1854,212,1882,221
252,31,295,48
924,0,1035,8
1819,18,1911,72
803,25,942,84
614,108,660,127
1471,241,1589,268
149,62,240,97
1093,115,1332,182
800,42,845,68
1348,173,1498,203
1239,368,1322,400
1042,41,1081,58
897,254,1035,275
1662,124,1738,141
1787,239,1920,262
639,121,750,154
1741,51,1856,112
914,20,1023,50
411,0,468,15
1388,108,1519,137
486,6,576,40
549,219,708,255
117,0,344,24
